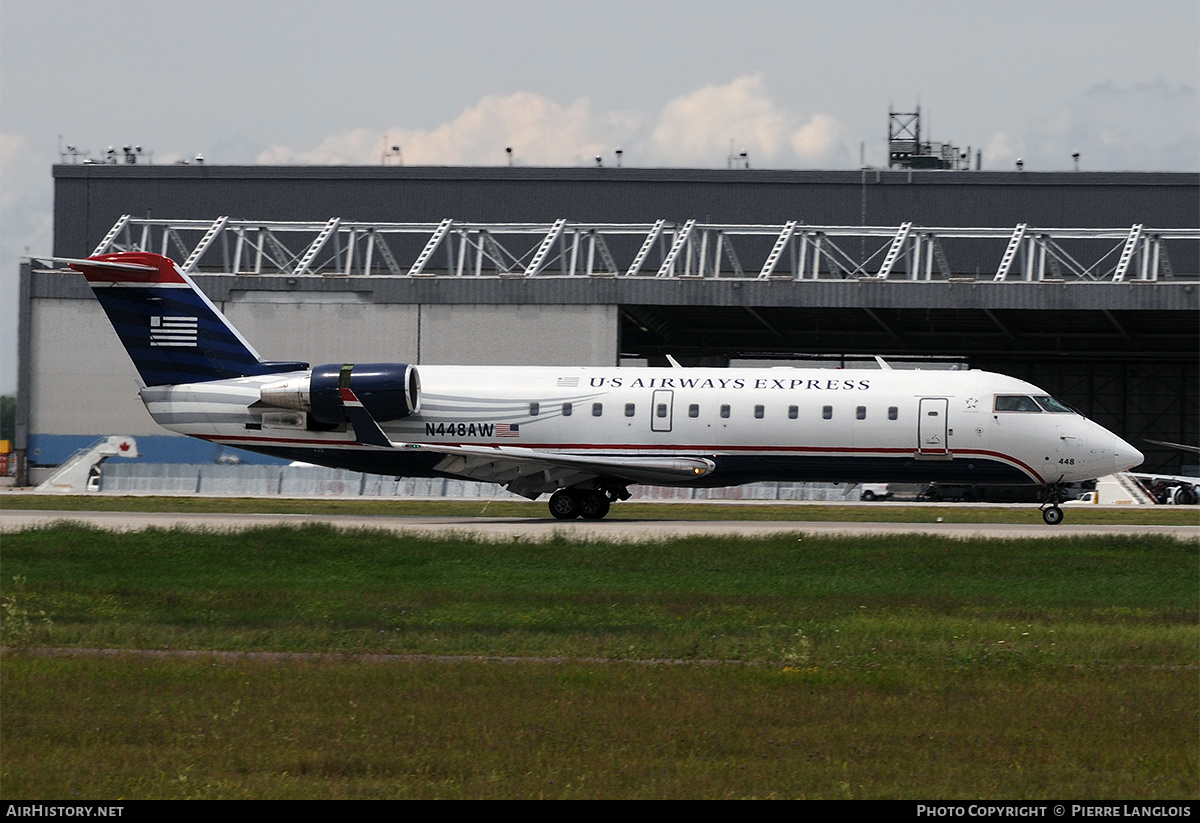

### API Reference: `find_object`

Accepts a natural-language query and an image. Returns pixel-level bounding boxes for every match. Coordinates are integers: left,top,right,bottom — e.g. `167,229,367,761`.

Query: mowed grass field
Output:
1,517,1197,799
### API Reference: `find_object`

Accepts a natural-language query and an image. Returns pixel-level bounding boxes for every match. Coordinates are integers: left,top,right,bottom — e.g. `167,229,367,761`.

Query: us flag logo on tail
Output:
496,423,520,437
150,315,198,347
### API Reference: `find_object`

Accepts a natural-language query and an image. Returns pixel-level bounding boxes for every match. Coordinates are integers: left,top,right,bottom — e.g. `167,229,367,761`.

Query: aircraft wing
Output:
337,386,713,497
407,443,715,499
1145,439,1200,455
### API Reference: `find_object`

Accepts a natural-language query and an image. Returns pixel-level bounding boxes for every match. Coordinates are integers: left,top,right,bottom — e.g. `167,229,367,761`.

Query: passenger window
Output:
592,402,603,417
856,406,866,420
720,405,730,419
688,404,700,418
888,406,898,420
754,405,764,419
529,402,540,416
822,405,832,420
562,402,572,417
656,403,668,418
788,405,798,419
625,403,636,417
995,395,1041,412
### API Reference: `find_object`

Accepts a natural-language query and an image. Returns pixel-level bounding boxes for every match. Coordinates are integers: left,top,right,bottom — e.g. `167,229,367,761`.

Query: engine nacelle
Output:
260,363,420,425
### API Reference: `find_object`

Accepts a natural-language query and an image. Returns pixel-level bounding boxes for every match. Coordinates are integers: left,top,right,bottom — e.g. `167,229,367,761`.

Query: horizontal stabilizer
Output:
34,256,158,274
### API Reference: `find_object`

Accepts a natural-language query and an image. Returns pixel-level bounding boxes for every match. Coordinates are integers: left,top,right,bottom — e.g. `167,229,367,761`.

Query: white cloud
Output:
258,92,632,167
255,76,845,169
790,113,841,162
981,92,1200,172
650,74,793,166
257,129,381,166
397,93,608,166
983,131,1022,170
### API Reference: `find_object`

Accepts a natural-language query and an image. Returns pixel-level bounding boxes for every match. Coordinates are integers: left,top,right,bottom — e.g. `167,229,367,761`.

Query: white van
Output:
860,484,893,501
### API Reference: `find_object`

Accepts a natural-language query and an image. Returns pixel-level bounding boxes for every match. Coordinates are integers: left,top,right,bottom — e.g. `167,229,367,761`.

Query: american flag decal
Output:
495,423,520,437
556,377,579,387
150,315,198,347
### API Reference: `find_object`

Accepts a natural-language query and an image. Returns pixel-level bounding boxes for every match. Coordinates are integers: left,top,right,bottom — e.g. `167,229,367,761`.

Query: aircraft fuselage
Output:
140,364,1137,492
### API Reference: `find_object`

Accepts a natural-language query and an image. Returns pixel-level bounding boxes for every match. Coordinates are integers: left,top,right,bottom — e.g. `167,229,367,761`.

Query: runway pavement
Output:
2,508,1197,541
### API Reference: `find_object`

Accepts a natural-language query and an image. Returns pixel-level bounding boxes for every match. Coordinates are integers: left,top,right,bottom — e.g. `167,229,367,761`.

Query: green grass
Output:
3,492,1198,524
3,524,1196,659
1,524,1196,799
4,655,1194,799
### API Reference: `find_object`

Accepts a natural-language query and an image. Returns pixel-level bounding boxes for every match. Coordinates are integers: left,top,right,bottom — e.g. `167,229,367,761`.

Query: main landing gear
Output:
548,485,628,520
1040,483,1068,526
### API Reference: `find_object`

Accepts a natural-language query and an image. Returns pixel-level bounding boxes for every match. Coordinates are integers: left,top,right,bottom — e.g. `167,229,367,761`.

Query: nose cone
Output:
1111,433,1144,473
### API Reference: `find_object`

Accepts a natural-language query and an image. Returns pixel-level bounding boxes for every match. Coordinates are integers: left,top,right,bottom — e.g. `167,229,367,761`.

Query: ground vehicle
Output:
859,484,893,501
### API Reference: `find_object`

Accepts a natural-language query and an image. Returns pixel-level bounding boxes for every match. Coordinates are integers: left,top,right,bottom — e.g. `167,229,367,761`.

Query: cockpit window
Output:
1034,395,1073,413
994,395,1041,412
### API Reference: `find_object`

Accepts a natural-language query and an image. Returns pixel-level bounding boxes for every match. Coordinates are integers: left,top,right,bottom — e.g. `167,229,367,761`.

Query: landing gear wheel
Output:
1042,505,1064,526
578,491,611,520
549,489,580,520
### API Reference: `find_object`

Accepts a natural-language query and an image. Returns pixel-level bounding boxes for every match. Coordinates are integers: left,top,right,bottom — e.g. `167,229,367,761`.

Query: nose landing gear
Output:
1040,504,1064,526
1040,483,1068,526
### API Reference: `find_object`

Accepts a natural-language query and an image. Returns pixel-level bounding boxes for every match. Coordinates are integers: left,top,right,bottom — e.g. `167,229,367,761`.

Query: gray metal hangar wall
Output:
53,165,1199,259
19,165,1200,476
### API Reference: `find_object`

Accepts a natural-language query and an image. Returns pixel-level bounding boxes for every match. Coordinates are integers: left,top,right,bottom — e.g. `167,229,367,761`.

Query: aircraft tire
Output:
578,491,611,520
549,489,581,520
1042,506,1064,526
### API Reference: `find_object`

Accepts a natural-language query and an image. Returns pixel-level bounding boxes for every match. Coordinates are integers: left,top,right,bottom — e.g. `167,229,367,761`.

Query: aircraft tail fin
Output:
49,252,307,386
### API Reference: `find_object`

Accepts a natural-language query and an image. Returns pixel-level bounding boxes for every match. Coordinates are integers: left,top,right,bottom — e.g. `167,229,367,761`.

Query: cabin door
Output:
651,390,674,432
917,397,950,457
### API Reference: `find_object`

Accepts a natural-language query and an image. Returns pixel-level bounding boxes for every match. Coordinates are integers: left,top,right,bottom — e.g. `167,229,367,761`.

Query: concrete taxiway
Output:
2,509,1196,541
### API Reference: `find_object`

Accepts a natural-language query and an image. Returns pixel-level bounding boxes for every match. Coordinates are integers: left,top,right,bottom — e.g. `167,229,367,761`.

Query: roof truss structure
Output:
89,216,1197,282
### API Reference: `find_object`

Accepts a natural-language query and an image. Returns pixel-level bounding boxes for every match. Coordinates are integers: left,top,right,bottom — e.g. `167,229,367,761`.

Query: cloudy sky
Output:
1,0,1197,394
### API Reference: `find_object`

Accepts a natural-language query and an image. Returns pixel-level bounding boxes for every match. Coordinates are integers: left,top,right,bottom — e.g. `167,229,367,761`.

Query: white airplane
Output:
44,251,1144,525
